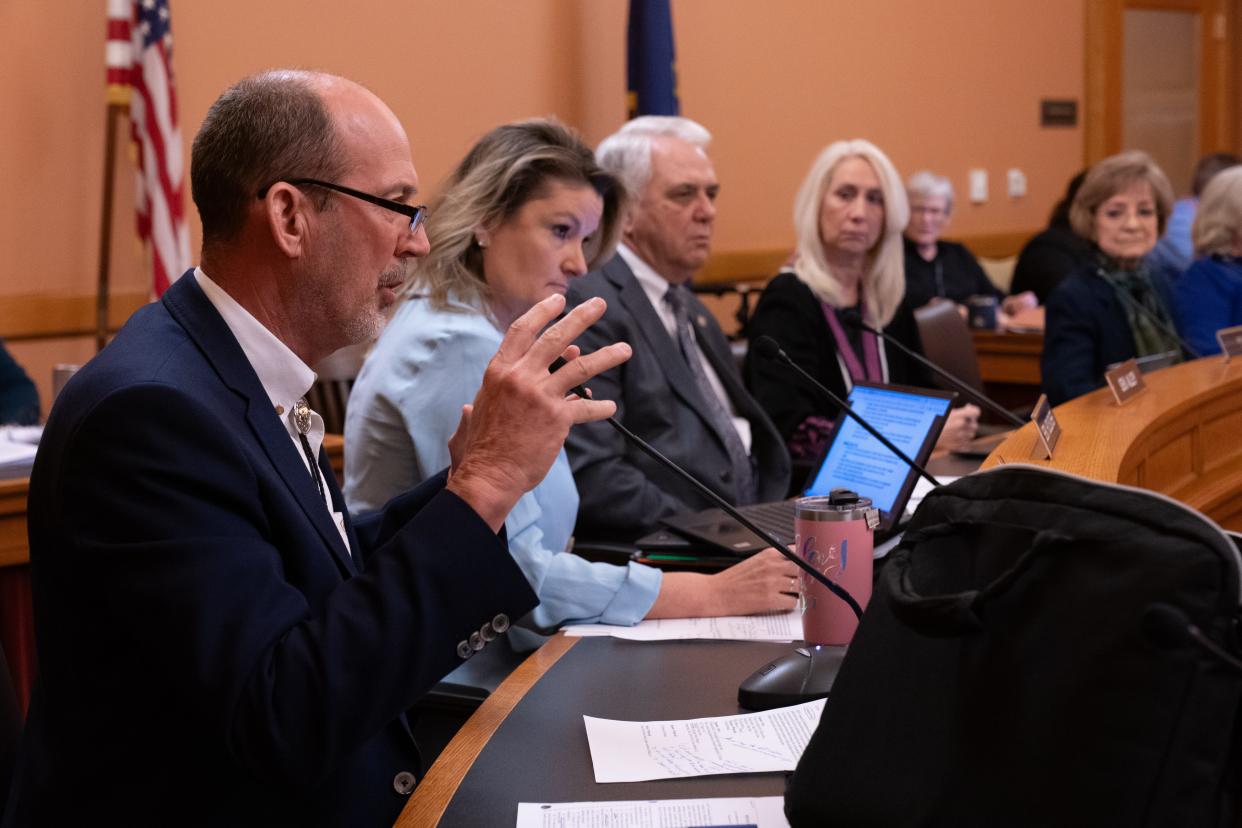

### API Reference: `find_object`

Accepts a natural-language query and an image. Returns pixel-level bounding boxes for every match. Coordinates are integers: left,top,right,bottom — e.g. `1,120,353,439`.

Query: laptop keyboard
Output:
735,499,797,543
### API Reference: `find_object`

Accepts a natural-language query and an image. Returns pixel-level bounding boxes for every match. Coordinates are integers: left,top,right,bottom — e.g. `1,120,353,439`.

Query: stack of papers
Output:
516,796,789,827
584,698,825,783
563,609,800,642
0,425,41,478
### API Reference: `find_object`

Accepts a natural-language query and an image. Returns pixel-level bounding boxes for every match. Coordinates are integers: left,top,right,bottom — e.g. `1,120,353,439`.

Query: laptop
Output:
656,382,955,555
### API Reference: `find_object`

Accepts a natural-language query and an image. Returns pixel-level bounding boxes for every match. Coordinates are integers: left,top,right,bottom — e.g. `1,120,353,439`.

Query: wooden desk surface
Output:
398,635,797,827
982,355,1242,530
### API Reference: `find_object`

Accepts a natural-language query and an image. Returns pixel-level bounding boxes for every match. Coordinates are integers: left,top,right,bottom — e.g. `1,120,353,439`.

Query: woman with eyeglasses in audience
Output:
1041,150,1184,406
344,119,799,645
901,171,1037,326
745,140,980,478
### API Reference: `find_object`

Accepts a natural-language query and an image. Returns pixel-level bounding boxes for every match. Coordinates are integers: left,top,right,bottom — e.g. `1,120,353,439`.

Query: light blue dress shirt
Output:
344,295,661,643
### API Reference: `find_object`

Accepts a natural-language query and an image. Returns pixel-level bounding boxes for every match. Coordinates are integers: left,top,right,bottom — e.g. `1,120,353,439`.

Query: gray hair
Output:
791,139,909,327
595,116,712,198
413,118,626,314
1070,150,1174,241
1193,166,1242,256
906,170,954,213
191,69,346,249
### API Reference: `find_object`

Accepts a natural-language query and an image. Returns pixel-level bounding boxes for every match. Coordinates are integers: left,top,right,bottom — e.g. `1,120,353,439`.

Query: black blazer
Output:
4,274,537,827
744,271,929,447
564,255,790,543
1041,264,1181,406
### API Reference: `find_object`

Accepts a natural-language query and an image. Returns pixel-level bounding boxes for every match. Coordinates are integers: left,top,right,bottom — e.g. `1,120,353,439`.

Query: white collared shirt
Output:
617,244,752,453
193,268,351,553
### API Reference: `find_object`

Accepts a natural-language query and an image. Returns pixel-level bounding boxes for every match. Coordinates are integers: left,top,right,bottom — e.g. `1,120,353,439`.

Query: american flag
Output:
105,0,190,297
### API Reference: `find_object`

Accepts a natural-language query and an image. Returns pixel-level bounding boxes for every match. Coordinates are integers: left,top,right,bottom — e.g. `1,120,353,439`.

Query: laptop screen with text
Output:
803,383,953,515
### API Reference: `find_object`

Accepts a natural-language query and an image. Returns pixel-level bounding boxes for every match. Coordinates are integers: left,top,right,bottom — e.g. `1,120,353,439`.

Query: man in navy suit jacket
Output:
3,71,629,827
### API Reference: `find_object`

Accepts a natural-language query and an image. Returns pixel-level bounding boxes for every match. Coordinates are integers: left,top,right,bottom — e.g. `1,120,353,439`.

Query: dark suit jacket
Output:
900,237,1001,312
0,339,38,426
1041,263,1180,406
564,255,790,543
3,274,537,827
1010,225,1093,303
744,271,929,448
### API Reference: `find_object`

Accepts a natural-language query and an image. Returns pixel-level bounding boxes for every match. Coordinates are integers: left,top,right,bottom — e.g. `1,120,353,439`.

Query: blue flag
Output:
627,0,679,118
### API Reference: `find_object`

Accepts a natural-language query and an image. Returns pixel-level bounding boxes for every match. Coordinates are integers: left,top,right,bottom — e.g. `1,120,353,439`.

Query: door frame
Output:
1084,0,1237,166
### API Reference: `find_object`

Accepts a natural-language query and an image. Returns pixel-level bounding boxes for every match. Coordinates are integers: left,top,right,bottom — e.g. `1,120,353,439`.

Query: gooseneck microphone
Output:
550,356,863,620
838,310,1027,429
1142,602,1242,673
752,336,940,488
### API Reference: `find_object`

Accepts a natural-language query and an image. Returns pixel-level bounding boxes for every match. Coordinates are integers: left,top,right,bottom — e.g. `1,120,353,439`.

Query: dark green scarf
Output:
1094,252,1182,361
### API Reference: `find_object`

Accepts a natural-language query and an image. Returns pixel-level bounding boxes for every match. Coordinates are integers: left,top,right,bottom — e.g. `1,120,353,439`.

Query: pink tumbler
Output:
795,489,879,645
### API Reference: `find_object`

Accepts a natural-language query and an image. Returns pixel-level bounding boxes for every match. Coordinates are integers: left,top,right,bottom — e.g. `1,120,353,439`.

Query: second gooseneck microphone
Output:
838,309,1027,429
550,356,864,620
751,335,940,488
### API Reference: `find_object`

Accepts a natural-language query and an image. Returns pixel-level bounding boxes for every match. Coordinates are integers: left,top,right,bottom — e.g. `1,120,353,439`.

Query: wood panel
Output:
0,479,29,569
983,356,1242,529
972,330,1044,386
9,233,1040,341
1085,0,1125,165
0,290,149,342
697,230,1038,287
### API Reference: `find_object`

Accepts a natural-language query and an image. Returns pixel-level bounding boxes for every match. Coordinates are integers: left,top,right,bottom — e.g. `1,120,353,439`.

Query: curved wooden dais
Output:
983,356,1242,530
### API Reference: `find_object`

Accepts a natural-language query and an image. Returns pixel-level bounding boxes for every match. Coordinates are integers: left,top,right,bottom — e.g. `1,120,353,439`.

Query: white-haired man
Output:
565,117,790,543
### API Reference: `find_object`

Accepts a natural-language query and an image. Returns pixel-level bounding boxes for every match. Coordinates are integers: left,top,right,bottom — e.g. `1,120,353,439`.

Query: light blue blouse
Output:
343,296,661,642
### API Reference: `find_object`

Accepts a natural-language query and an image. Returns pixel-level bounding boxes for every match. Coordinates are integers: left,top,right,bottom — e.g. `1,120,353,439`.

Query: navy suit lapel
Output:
161,273,359,577
604,259,723,436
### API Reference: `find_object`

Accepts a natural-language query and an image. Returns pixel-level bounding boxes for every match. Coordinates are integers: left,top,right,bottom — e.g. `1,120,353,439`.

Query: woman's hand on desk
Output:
934,403,981,451
645,548,799,618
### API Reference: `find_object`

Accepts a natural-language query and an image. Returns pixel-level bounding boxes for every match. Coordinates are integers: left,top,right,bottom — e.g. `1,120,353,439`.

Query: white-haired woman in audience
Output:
1041,150,1183,406
902,171,1037,325
745,140,980,471
344,119,797,644
1175,166,1242,356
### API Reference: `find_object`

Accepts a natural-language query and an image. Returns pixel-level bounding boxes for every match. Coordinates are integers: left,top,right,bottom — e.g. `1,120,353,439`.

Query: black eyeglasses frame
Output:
257,178,427,233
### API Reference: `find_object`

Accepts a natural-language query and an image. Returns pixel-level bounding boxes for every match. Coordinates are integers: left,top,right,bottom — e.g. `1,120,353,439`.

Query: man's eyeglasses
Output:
257,178,428,234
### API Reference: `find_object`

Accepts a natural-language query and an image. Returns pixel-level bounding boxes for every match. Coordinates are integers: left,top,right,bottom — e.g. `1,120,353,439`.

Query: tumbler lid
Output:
795,489,876,523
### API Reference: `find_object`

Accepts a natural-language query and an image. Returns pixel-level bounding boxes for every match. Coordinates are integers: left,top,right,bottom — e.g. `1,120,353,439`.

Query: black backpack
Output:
786,465,1242,827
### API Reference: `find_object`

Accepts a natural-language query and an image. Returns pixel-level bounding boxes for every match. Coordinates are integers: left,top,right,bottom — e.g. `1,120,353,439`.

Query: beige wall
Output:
2,0,1088,411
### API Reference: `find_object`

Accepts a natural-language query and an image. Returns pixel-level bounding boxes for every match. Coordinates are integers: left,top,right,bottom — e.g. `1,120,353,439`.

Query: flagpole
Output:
96,100,125,353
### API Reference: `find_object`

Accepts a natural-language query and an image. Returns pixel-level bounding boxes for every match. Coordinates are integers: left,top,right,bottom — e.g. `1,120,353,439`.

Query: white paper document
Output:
563,609,799,642
907,474,958,514
516,796,790,828
584,698,825,783
0,426,41,478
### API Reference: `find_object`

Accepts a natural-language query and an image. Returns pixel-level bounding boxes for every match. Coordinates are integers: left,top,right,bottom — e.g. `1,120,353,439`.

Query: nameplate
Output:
1217,325,1242,361
1104,359,1145,405
1030,393,1060,460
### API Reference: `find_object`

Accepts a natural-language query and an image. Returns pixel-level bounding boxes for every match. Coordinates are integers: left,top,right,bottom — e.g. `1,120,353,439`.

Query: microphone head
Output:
1141,602,1195,651
753,335,784,360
